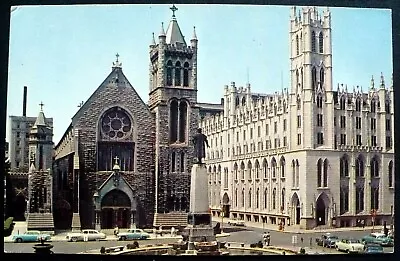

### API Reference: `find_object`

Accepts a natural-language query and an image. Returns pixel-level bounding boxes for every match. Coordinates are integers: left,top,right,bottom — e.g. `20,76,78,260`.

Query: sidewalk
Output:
212,217,384,234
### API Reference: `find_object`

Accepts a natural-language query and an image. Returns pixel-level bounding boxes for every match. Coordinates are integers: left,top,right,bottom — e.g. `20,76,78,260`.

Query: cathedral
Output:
204,7,394,229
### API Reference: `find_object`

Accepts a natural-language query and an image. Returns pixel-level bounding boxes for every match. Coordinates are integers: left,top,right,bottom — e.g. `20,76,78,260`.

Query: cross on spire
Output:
39,101,44,111
114,156,120,164
170,4,178,17
116,53,120,62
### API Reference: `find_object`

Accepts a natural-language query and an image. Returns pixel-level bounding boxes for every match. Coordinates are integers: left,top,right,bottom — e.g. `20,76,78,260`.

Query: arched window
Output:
340,96,346,110
240,161,245,179
280,157,285,178
385,100,391,114
296,70,299,88
296,160,300,188
388,161,393,187
248,189,252,208
355,187,364,213
300,67,304,88
178,101,187,142
247,161,252,180
171,152,176,172
272,188,276,209
297,95,301,110
312,67,317,90
183,62,189,87
356,98,361,112
281,188,285,211
319,32,323,53
255,160,260,179
323,159,328,187
296,34,299,55
271,158,277,178
235,188,238,207
371,99,376,113
264,188,268,209
242,97,246,106
340,188,349,214
166,60,173,86
241,189,245,207
234,163,238,180
180,152,185,172
320,68,325,87
169,100,178,142
174,61,181,86
340,155,349,177
311,31,316,52
370,187,379,211
235,96,240,107
355,155,364,177
292,160,296,187
317,159,322,187
224,168,228,188
370,156,379,177
263,159,268,178
317,94,323,108
256,188,260,208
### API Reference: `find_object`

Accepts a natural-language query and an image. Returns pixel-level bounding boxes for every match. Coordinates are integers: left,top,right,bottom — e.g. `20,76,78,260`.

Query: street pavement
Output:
4,221,394,254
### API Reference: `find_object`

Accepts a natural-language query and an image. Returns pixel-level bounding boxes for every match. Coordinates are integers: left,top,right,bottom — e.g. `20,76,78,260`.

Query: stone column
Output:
349,164,356,214
95,210,101,231
365,164,371,213
130,211,135,229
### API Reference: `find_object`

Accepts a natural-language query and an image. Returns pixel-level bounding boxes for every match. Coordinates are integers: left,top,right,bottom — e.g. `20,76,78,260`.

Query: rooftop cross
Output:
170,4,178,17
116,53,120,62
39,101,44,111
114,156,120,164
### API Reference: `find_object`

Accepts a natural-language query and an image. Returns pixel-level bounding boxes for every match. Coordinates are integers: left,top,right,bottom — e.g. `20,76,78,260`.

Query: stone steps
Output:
27,213,55,232
71,213,81,230
153,212,188,228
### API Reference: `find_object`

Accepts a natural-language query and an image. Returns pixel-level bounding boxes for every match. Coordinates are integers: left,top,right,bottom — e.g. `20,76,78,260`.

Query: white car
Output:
227,219,245,226
335,238,364,253
66,229,106,242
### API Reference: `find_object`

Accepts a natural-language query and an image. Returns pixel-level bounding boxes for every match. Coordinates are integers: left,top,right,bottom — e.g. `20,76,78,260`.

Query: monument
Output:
186,128,216,251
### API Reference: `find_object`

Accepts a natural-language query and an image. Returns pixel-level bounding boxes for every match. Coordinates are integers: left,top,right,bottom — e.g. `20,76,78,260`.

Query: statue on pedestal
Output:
192,128,210,164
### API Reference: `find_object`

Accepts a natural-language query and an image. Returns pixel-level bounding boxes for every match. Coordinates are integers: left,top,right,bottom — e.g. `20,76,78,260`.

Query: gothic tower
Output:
289,6,334,149
149,5,199,222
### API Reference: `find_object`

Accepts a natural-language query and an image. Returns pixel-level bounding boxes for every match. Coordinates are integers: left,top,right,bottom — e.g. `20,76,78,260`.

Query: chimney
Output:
23,86,27,117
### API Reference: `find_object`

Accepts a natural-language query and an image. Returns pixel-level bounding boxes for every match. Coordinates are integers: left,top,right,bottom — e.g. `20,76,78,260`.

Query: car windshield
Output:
368,246,383,251
328,236,338,239
349,239,360,243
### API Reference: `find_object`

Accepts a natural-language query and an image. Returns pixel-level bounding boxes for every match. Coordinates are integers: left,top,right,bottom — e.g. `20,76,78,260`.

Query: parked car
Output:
12,231,51,243
117,229,150,241
362,232,394,247
227,219,245,226
363,243,384,254
66,229,106,242
335,238,364,253
316,233,339,248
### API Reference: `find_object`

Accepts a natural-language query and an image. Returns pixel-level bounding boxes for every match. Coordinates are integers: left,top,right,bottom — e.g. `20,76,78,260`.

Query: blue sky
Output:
7,5,392,144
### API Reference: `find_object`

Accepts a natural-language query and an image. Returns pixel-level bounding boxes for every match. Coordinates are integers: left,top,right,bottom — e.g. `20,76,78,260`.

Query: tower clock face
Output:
101,108,132,140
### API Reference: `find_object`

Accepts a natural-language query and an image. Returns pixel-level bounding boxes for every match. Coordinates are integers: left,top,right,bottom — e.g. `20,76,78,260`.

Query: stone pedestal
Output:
186,164,216,248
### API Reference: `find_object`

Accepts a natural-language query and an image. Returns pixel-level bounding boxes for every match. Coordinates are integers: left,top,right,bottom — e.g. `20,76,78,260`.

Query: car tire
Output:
345,249,350,254
121,236,127,241
71,237,78,242
16,238,23,243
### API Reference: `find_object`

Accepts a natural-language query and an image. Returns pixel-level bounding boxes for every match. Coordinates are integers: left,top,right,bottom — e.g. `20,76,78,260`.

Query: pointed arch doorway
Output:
222,193,230,217
291,193,301,225
101,189,131,229
316,192,330,226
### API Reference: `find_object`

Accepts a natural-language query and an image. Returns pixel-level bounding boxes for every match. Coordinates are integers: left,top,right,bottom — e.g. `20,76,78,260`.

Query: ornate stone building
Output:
203,7,394,229
53,6,198,229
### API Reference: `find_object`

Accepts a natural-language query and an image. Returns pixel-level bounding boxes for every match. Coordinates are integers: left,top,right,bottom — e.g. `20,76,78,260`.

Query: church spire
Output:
192,26,197,40
165,5,186,45
370,75,375,89
112,53,122,68
380,72,385,88
151,32,156,46
160,22,166,36
33,102,46,127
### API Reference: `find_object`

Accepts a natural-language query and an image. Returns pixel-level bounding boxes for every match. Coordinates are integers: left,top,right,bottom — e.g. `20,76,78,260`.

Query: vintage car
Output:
227,219,245,226
66,229,106,242
335,238,365,253
363,243,384,254
315,233,339,248
362,232,394,247
117,229,150,241
12,231,51,243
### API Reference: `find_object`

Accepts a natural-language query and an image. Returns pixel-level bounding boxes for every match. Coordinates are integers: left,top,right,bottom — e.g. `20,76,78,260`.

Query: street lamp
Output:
93,192,99,230
220,209,224,233
390,205,394,232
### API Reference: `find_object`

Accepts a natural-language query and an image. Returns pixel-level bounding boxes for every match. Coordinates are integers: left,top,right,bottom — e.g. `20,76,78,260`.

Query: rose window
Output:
101,108,132,140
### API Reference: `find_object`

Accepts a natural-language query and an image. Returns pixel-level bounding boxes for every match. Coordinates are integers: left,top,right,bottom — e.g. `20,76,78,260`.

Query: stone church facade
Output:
53,9,198,229
204,7,394,229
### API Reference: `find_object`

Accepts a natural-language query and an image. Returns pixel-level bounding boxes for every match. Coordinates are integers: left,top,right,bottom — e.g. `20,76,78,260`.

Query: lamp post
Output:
221,209,224,233
390,205,393,232
93,192,100,231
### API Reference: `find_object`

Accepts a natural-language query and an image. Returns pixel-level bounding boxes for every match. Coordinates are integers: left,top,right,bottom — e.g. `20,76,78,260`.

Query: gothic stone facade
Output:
53,13,199,229
203,7,394,229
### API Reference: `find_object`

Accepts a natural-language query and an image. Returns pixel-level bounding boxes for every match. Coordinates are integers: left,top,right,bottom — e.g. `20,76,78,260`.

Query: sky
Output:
6,4,393,144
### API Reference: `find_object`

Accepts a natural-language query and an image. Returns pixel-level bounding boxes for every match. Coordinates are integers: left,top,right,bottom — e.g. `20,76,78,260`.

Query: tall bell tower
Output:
289,6,334,149
149,5,199,223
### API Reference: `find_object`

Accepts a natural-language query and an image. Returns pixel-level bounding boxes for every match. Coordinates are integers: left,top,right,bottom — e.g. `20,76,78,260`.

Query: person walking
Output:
114,226,119,237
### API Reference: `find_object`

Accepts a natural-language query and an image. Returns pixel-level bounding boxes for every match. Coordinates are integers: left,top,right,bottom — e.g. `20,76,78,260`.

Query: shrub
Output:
100,247,106,254
299,248,306,255
127,244,136,249
133,241,139,248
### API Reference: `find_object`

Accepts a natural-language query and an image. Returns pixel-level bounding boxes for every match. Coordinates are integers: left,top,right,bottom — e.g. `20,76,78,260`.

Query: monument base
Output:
188,212,212,226
186,225,216,250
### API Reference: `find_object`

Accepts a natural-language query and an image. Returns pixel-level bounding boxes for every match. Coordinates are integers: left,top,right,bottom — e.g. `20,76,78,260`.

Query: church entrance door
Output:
101,189,131,229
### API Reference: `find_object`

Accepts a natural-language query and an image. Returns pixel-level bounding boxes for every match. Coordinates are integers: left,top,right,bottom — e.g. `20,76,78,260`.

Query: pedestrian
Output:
301,237,304,244
266,232,271,246
361,220,365,228
309,237,312,247
159,225,163,236
263,232,268,246
114,225,119,237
